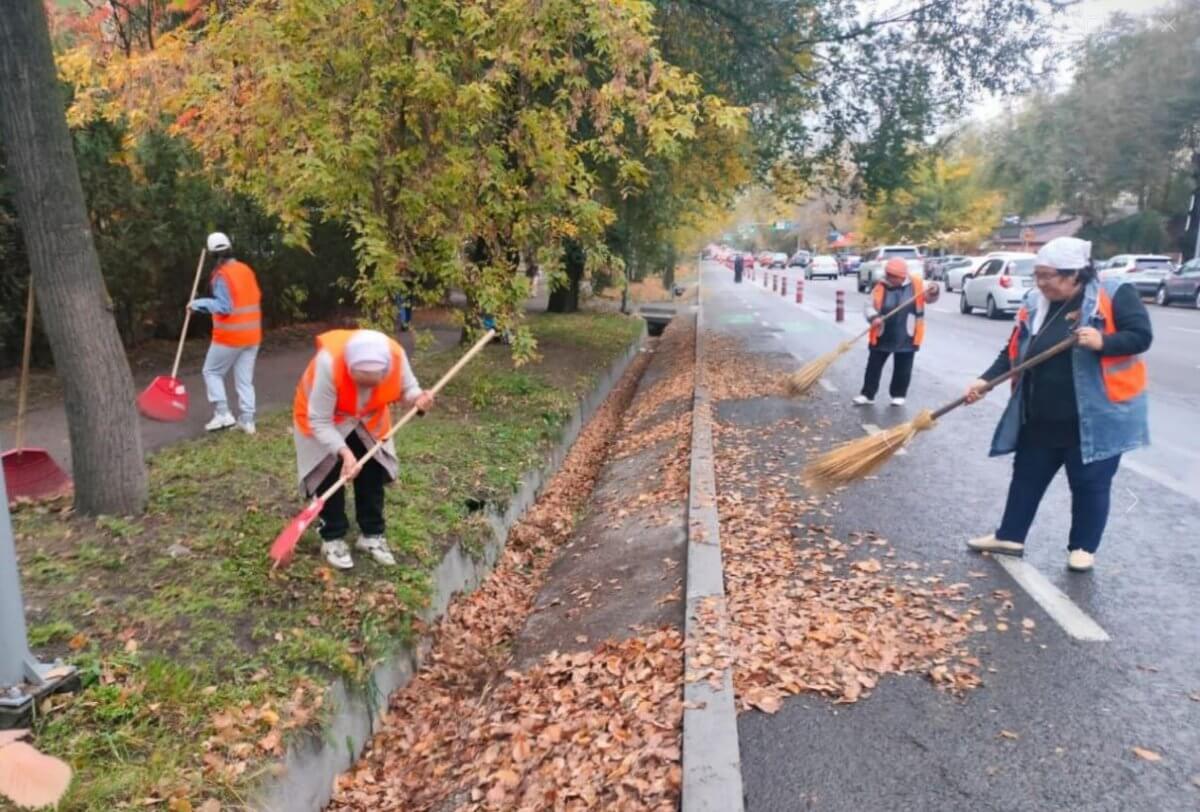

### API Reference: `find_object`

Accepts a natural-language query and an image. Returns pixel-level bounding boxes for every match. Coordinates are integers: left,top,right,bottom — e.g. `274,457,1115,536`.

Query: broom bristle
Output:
786,341,854,397
804,410,936,488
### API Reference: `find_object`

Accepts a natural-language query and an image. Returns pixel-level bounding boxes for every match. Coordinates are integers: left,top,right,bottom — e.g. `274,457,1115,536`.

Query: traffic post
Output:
796,277,804,304
781,277,787,297
836,289,845,322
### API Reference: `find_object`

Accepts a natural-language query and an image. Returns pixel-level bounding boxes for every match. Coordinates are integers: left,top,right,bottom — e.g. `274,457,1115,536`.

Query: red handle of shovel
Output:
268,329,497,569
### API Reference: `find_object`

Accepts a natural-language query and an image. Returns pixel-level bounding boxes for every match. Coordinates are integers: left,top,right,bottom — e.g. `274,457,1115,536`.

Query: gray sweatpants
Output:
202,343,259,421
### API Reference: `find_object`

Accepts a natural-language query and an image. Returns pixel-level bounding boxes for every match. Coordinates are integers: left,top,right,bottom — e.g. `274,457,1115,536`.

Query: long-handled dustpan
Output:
2,284,72,504
137,249,206,422
269,330,496,569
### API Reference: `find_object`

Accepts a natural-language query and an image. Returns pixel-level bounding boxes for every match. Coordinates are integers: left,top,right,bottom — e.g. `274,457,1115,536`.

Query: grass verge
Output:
8,311,642,811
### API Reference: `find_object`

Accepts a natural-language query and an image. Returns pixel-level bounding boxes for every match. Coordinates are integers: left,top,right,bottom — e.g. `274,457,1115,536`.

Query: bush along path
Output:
329,317,697,811
8,311,642,811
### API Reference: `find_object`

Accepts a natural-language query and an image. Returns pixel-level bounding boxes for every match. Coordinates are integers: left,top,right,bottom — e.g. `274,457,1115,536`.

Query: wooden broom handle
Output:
315,329,496,503
14,283,35,450
930,334,1078,421
171,249,207,379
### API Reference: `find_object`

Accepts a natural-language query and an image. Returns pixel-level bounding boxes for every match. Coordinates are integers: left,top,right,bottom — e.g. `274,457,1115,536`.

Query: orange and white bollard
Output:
780,276,787,296
835,289,845,322
795,277,804,304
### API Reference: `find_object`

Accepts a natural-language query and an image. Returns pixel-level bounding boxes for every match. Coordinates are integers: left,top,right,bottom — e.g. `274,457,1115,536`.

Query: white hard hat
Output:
206,232,232,252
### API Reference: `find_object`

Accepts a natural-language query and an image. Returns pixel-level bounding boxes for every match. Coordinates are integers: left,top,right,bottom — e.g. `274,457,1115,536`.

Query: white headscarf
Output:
1035,237,1091,271
344,330,392,374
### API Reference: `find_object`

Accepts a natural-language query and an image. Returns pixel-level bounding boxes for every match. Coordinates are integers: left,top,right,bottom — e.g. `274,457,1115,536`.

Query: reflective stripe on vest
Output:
293,330,406,440
1094,288,1147,402
1007,292,1146,403
868,275,925,347
212,261,262,347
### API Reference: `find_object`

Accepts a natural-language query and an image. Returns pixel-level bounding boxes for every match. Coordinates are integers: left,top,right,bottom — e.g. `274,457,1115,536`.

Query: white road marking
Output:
861,423,906,455
818,378,838,393
994,556,1111,642
1169,326,1200,334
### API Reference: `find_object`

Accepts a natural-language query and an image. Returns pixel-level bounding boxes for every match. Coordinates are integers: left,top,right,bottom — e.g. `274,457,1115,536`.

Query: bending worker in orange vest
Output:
293,329,434,570
852,257,938,407
189,232,262,433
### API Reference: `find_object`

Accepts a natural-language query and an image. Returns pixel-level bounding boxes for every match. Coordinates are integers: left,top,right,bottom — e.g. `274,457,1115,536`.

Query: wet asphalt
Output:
701,263,1200,812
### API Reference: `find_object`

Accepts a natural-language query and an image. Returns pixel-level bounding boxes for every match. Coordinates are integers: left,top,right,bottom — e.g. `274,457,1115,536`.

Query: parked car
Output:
805,255,839,280
767,251,789,268
856,246,924,292
947,253,1015,293
926,255,969,282
961,254,1036,318
1098,254,1174,297
788,250,812,269
1154,258,1200,308
837,253,862,275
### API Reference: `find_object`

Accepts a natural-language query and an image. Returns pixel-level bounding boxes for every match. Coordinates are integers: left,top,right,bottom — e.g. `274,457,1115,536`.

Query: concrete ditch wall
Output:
253,326,646,812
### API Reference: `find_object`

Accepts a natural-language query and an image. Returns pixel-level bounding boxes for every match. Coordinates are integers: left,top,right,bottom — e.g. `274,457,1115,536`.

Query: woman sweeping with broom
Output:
963,237,1152,572
852,257,938,407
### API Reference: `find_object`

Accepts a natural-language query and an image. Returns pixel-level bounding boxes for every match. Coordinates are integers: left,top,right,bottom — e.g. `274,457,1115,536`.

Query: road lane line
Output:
818,378,837,393
1169,326,1200,334
862,423,906,455
994,556,1110,642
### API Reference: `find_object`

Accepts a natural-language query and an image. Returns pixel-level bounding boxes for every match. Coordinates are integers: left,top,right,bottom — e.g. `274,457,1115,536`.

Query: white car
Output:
856,246,925,292
944,256,987,292
805,255,839,280
961,254,1036,318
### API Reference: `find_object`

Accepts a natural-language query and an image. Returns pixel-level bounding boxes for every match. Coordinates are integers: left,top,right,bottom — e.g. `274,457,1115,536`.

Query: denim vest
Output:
989,277,1149,464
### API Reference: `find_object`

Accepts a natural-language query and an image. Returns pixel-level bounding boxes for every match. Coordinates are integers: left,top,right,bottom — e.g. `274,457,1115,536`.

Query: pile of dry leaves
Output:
329,322,697,811
699,333,985,713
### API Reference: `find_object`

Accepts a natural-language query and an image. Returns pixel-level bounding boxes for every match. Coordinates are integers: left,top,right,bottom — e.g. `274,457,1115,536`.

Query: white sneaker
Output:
205,412,236,432
237,420,256,435
890,397,906,406
356,535,396,567
1067,549,1095,572
321,539,354,570
852,395,873,406
966,533,1025,556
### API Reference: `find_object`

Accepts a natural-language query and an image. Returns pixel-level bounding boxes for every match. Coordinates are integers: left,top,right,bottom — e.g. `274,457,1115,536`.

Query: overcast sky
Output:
969,0,1180,122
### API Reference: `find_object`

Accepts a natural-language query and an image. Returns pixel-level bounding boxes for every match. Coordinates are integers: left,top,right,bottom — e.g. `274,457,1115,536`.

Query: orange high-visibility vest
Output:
869,274,925,347
293,330,406,440
211,260,262,347
1007,287,1146,403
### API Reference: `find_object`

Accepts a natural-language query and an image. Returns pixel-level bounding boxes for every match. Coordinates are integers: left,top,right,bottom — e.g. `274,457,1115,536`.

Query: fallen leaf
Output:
167,800,192,812
1132,747,1162,763
125,638,140,654
1021,618,1035,631
999,730,1020,740
751,695,782,714
258,730,281,753
67,633,88,651
492,768,520,789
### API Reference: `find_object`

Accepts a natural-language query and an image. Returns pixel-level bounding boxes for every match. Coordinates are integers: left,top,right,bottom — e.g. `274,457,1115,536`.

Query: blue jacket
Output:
990,277,1150,464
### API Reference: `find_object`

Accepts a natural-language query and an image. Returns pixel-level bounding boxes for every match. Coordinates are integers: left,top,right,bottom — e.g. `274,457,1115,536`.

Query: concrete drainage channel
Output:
253,327,646,812
682,277,746,811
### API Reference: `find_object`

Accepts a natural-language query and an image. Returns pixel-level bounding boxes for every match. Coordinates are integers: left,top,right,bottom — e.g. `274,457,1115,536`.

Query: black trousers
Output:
316,431,389,541
861,348,915,399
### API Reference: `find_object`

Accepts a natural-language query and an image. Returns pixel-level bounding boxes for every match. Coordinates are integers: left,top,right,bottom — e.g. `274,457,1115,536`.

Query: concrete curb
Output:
253,325,646,812
682,268,745,812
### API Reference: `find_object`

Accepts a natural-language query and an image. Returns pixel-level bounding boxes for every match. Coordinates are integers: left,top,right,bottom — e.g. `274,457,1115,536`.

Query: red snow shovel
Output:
3,284,72,504
137,249,207,422
269,329,496,569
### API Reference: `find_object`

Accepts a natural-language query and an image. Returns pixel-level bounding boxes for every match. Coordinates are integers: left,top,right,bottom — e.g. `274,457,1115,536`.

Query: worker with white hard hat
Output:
189,232,262,433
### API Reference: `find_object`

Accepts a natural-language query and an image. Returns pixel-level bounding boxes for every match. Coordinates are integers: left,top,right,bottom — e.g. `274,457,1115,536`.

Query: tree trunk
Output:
0,0,148,514
546,239,583,313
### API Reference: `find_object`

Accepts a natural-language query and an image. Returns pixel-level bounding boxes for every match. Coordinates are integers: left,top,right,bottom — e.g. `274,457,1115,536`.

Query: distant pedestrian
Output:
963,237,1152,572
189,232,261,434
394,292,412,333
292,328,434,570
852,258,936,407
734,253,745,283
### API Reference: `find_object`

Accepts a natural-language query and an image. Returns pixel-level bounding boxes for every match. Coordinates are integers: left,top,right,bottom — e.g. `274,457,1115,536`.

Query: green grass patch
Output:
10,311,641,811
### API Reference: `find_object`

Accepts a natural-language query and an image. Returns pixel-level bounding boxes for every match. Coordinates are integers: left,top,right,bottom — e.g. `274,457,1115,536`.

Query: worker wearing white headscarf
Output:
292,329,433,570
961,237,1152,572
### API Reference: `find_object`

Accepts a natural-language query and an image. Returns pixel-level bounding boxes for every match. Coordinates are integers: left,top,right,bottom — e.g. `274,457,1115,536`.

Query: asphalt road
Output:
701,263,1200,812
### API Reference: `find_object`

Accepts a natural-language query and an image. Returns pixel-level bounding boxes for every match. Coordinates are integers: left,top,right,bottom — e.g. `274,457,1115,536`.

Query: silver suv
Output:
856,246,924,292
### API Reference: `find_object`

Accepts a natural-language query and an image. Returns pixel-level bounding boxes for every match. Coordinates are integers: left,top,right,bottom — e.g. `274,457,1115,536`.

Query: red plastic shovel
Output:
269,329,496,568
2,284,72,504
137,249,206,422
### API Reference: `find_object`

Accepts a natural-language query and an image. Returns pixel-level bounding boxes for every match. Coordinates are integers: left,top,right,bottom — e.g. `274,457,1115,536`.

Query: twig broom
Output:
786,291,922,396
803,334,1078,489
